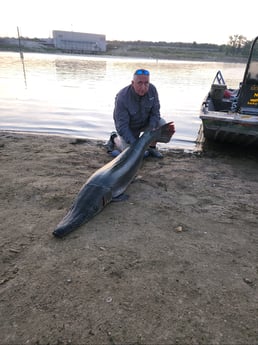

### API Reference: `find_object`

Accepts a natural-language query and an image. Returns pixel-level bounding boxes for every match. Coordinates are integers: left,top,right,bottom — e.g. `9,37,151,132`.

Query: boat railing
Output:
212,70,226,85
208,70,227,102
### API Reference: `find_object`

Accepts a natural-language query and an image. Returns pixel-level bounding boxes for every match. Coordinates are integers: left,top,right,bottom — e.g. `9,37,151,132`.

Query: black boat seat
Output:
212,98,232,111
210,84,227,100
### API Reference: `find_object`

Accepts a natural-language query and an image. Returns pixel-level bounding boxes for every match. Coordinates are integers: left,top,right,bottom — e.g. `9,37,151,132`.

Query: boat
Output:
200,36,258,146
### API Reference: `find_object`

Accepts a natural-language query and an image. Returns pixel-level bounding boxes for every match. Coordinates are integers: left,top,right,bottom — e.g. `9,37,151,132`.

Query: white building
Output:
52,30,106,53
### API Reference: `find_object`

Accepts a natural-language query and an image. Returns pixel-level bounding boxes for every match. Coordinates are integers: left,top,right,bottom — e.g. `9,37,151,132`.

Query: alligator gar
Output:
53,122,175,237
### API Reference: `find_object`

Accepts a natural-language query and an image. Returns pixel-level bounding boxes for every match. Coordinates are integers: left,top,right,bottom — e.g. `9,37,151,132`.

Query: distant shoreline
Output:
0,37,248,63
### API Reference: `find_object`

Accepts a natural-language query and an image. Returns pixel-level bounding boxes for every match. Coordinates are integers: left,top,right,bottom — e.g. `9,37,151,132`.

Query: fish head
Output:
73,183,113,220
53,184,113,237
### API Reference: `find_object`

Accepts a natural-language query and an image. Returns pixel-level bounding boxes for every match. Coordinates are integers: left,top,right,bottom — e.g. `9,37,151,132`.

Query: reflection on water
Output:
55,59,107,83
0,52,246,150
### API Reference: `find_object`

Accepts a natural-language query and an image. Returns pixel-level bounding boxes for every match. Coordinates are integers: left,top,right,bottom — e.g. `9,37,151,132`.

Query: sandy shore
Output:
0,131,257,344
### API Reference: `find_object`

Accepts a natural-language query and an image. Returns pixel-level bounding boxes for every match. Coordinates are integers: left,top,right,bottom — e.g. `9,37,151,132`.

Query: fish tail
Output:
156,122,175,143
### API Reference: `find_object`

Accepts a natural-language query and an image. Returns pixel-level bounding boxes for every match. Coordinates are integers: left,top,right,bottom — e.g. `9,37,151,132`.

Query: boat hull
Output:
201,115,258,146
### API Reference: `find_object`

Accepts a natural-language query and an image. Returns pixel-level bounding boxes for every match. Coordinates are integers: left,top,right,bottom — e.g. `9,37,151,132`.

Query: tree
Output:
228,34,247,48
227,34,248,55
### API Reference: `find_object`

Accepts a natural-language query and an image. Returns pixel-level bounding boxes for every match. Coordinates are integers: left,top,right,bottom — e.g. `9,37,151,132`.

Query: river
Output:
0,52,245,150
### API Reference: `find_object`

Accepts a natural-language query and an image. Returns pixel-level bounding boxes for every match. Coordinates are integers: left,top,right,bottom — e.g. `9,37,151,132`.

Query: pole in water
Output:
17,26,27,88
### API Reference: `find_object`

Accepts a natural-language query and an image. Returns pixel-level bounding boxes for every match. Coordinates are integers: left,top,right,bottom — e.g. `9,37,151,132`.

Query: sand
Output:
0,131,257,344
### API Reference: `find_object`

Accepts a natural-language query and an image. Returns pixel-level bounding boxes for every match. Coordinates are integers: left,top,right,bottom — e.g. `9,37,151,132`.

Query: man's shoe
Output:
104,139,114,153
144,150,150,158
104,131,117,153
148,147,163,158
111,149,120,157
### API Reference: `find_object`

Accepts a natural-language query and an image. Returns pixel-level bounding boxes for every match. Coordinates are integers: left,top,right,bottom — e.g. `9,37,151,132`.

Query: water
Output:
0,52,246,150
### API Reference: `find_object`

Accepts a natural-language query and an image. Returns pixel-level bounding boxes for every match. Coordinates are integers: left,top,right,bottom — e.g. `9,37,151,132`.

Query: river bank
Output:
0,37,248,63
0,131,257,344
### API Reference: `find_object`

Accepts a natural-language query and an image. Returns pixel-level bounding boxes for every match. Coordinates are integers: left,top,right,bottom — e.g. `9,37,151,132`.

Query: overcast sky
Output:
1,0,257,44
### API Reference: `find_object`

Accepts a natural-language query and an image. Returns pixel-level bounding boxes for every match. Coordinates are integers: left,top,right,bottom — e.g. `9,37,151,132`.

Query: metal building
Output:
52,30,106,53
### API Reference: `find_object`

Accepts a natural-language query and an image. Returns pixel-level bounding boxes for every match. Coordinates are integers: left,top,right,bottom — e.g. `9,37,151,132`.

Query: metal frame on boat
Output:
200,36,258,146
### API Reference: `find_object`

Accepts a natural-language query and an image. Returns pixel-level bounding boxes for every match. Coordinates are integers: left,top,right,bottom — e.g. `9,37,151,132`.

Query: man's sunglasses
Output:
134,69,150,76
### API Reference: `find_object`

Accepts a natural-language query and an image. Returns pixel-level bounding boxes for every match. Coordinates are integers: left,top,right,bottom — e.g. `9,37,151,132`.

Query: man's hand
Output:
169,122,176,134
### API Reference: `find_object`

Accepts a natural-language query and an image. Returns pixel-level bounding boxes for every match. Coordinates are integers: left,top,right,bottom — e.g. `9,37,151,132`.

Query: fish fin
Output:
112,194,129,202
157,122,175,143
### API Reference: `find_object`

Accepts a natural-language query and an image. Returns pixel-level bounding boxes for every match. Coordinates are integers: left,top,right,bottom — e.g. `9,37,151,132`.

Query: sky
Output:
1,0,257,45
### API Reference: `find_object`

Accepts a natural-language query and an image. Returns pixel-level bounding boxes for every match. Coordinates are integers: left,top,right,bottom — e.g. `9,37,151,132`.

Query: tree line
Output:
107,34,255,58
227,34,254,56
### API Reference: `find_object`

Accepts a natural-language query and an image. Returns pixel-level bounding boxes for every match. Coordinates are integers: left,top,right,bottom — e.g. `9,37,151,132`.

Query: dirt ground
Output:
0,132,257,345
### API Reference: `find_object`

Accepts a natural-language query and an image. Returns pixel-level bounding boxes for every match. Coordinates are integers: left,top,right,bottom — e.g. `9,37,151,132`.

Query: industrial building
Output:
52,30,106,53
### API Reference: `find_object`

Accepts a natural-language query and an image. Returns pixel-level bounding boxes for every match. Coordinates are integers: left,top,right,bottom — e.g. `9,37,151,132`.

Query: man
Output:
107,68,167,158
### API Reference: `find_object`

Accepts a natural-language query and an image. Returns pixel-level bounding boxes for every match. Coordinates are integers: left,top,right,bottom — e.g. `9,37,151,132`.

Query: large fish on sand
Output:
53,122,175,238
